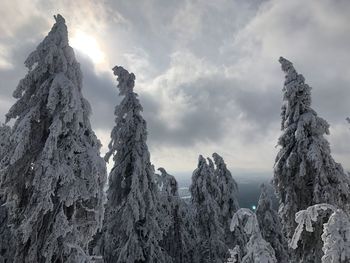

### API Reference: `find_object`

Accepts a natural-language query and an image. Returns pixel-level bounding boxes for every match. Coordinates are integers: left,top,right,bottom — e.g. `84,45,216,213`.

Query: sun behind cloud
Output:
70,30,105,64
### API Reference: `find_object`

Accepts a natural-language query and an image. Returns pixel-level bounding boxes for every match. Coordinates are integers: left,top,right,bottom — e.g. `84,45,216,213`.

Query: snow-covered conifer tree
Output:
290,204,350,263
0,124,15,263
190,155,228,263
178,201,200,263
155,167,198,263
273,57,350,262
0,15,106,263
212,153,240,246
102,66,168,262
229,208,277,263
155,168,180,261
256,184,288,263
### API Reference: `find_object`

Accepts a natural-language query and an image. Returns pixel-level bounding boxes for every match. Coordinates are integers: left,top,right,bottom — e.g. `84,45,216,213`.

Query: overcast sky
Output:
1,0,350,180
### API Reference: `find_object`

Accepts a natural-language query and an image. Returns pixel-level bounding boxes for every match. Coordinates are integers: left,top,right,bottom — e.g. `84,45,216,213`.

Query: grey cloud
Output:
76,53,119,131
104,0,265,71
104,0,182,72
142,74,282,148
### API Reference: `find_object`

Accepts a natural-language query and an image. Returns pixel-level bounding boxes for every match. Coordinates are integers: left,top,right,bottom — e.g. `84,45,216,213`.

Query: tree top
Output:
279,56,294,73
157,167,167,175
112,66,136,95
54,14,66,24
197,155,206,166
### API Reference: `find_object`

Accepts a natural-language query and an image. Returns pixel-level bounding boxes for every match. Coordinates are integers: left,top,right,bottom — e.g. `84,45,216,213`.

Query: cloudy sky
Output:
1,0,350,180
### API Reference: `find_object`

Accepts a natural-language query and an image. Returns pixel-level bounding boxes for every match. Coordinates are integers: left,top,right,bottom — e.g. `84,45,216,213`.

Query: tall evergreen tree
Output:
155,167,179,262
102,66,168,262
177,201,200,263
0,15,106,263
212,153,239,246
155,167,199,263
190,155,228,263
256,184,288,263
273,57,350,262
0,124,15,263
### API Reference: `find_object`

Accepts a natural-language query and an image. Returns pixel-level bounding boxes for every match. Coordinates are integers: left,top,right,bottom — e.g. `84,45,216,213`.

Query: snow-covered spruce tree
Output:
155,167,199,263
190,155,228,263
212,153,240,247
102,66,169,263
0,15,106,263
0,124,15,263
273,57,350,262
256,184,288,263
229,208,277,263
178,200,201,263
155,167,180,261
290,204,350,263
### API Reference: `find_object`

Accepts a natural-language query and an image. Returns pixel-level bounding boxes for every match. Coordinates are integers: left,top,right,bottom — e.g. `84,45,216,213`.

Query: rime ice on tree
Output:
155,168,199,263
0,15,106,263
290,204,350,263
190,155,228,263
102,66,168,262
256,184,288,263
212,153,240,247
229,208,277,263
273,57,350,262
155,168,180,261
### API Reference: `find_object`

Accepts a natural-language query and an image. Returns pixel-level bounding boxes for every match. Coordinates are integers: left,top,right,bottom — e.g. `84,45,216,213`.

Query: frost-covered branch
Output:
290,204,350,263
230,208,277,263
256,184,289,263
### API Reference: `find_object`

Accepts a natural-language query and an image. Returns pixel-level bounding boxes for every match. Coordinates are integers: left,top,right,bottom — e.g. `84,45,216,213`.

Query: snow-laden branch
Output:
230,208,277,263
290,204,350,263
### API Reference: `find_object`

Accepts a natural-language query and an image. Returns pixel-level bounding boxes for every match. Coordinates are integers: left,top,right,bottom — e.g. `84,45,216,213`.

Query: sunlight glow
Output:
71,30,105,64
